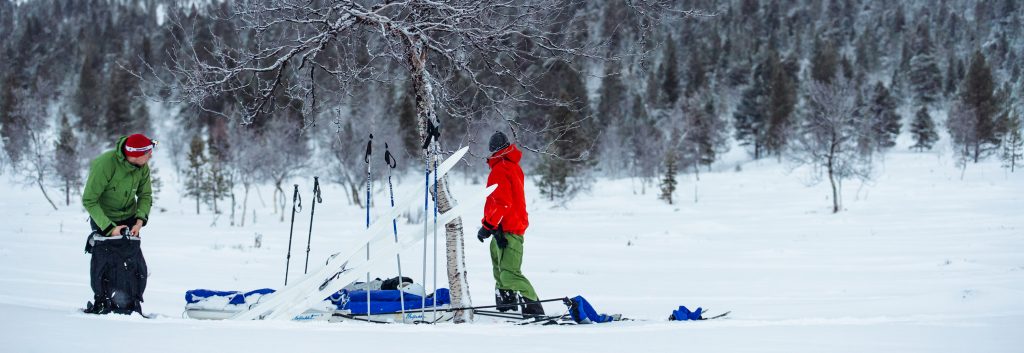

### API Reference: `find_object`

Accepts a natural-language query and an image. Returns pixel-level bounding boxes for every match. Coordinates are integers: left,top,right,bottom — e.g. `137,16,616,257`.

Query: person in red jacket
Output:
477,131,544,317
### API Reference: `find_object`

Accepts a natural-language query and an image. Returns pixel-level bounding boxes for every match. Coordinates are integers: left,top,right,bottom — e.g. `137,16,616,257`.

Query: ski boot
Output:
495,289,520,312
83,296,111,315
521,297,545,317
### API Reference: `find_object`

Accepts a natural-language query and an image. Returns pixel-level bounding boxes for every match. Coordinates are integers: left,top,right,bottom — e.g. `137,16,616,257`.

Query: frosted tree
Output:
910,107,939,152
12,85,58,211
259,116,309,222
596,59,628,175
791,75,871,213
226,124,263,226
623,94,661,185
946,101,977,177
22,129,58,211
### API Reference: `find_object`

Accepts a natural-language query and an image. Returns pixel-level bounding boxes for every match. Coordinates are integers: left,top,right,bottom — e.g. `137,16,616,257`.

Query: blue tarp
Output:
670,305,704,321
338,288,451,315
185,288,275,305
184,287,451,315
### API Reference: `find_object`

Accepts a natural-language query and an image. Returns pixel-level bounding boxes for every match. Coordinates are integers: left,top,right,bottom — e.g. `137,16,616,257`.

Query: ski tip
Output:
449,146,469,161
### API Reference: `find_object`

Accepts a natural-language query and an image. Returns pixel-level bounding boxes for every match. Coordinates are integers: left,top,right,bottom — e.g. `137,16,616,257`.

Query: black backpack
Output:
85,235,148,315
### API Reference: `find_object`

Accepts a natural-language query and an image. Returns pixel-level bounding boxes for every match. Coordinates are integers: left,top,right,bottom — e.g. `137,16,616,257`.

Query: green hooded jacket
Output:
82,136,153,235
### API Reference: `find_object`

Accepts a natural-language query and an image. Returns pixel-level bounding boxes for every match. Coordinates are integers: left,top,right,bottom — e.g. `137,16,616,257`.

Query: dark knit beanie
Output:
488,131,510,153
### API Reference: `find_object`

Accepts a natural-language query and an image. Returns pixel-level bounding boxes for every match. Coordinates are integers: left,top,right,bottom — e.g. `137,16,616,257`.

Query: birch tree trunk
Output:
408,41,473,323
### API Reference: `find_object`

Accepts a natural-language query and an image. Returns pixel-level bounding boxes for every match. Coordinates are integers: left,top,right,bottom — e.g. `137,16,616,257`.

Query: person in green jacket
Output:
82,134,155,237
81,133,155,314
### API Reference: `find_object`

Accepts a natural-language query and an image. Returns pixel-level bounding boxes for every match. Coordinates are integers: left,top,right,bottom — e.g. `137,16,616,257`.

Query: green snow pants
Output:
490,232,538,301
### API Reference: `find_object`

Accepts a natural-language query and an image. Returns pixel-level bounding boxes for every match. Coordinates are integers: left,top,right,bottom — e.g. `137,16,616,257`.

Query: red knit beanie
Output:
124,134,154,158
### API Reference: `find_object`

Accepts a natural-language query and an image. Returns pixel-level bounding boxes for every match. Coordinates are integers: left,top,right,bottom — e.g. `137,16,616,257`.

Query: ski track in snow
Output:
0,148,1022,352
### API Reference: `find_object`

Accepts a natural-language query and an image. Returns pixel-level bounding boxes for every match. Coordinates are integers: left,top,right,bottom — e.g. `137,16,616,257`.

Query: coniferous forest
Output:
1,0,1022,212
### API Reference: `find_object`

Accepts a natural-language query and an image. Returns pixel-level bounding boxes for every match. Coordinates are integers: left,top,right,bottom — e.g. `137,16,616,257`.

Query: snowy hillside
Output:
0,145,1021,353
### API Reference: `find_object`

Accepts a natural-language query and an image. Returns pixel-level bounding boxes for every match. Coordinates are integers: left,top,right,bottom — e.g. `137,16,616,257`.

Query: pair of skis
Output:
231,147,483,321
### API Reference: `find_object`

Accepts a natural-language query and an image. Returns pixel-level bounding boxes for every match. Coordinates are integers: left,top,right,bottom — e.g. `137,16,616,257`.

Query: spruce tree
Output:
185,134,207,215
659,150,678,205
733,76,766,158
74,49,105,143
105,64,135,141
1001,112,1022,172
535,61,594,202
597,59,627,126
908,23,942,107
0,72,27,165
960,51,1000,162
206,144,233,215
661,38,681,107
735,49,794,159
810,37,838,84
765,50,797,157
683,93,728,170
867,82,902,151
53,114,81,206
910,106,939,152
684,47,706,98
944,55,959,97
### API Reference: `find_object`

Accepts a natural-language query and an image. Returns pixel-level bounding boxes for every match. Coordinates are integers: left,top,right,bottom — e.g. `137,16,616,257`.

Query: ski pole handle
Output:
313,176,322,204
384,143,397,169
365,134,373,164
292,184,302,213
421,119,440,150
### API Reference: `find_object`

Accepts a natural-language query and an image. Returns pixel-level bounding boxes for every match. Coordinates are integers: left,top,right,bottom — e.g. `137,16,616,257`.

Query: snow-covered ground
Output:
0,146,1021,353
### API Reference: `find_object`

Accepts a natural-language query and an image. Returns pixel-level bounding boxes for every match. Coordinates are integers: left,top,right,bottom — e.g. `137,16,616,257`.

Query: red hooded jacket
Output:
482,144,529,235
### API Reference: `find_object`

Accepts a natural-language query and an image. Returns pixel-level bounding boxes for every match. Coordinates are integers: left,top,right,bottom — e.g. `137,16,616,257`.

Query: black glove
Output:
493,223,508,249
477,225,493,243
495,231,508,249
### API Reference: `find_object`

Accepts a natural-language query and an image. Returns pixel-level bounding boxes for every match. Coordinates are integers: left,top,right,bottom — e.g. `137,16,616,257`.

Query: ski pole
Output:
285,184,302,286
424,120,442,321
365,134,373,227
364,134,373,317
432,146,439,322
417,118,442,313
303,176,322,274
421,121,437,313
384,143,407,322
